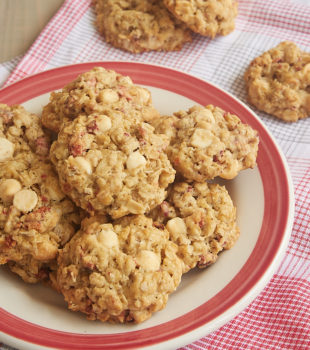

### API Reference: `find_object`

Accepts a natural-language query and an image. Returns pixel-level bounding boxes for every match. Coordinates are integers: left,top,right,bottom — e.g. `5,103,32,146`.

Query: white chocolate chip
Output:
13,189,38,213
97,228,119,248
101,89,119,104
0,179,22,203
136,250,160,272
69,156,92,175
120,76,133,85
190,128,213,148
126,151,146,171
137,87,151,104
0,137,14,162
196,108,215,123
166,217,187,236
96,115,112,132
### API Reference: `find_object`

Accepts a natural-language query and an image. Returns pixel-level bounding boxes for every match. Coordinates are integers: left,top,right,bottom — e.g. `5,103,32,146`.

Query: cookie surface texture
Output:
50,112,175,218
244,41,310,122
57,215,183,323
94,0,192,53
163,0,238,38
41,67,159,133
149,181,239,273
0,104,80,283
157,105,258,181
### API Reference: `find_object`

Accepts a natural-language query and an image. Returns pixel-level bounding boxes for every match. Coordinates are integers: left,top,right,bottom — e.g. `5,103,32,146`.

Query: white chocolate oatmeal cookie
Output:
57,215,182,323
41,67,159,133
160,105,258,181
244,41,310,122
149,181,239,273
0,104,80,283
94,0,192,53
50,112,175,219
163,0,238,38
0,103,50,158
0,152,80,283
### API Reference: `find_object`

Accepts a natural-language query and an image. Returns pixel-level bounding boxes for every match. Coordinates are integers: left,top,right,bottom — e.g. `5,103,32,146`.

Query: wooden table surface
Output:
0,0,64,63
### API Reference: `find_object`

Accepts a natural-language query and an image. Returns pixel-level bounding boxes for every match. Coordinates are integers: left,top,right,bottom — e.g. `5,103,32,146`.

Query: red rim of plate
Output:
0,62,291,349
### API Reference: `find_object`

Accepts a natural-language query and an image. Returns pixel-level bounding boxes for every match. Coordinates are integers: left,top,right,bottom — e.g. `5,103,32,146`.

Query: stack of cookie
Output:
0,67,259,324
93,0,239,53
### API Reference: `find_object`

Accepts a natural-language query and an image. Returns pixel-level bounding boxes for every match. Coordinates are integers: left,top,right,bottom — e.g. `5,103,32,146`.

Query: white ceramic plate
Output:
0,62,294,350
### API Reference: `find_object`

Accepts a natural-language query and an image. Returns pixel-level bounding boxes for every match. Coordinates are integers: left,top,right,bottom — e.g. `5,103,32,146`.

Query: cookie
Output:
244,41,310,122
94,0,192,53
0,103,51,158
149,181,239,273
156,105,258,182
57,215,182,323
0,104,80,283
0,153,80,283
163,0,238,38
50,112,175,219
41,67,159,133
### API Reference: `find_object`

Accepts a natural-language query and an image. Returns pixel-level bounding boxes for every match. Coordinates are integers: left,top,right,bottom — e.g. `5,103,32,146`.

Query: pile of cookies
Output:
92,0,310,123
0,67,259,324
93,0,239,53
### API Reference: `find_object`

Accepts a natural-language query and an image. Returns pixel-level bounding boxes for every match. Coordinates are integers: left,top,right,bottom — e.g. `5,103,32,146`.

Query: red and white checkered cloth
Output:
0,0,309,349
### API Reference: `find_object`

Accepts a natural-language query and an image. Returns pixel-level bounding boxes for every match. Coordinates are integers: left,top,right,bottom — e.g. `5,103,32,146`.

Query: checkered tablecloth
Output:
0,0,309,349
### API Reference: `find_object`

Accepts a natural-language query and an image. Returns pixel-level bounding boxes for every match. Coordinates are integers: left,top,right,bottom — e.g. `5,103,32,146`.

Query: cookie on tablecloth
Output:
50,112,175,219
41,67,159,133
244,41,310,122
154,105,258,182
0,104,80,283
57,214,183,323
163,0,238,38
149,181,239,273
94,0,192,53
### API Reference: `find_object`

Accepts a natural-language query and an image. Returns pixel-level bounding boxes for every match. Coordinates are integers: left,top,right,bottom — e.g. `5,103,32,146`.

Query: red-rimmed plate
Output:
0,62,294,350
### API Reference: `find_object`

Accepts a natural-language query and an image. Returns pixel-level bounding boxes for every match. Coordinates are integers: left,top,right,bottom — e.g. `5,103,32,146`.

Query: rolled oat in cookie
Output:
94,0,192,54
149,181,239,273
244,41,310,122
163,0,238,38
57,215,182,324
155,105,258,182
50,112,175,219
41,67,159,133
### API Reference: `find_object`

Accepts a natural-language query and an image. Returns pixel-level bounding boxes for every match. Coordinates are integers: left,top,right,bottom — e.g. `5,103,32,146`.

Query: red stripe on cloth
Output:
183,275,310,350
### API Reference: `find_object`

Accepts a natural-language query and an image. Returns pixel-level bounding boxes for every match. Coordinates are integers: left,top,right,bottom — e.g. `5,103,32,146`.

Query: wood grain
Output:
0,0,64,63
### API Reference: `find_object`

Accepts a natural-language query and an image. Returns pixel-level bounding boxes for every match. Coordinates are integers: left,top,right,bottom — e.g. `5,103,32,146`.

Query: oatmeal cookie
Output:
149,181,239,273
41,67,159,133
0,153,81,283
244,41,310,122
163,0,238,38
7,256,57,285
94,0,192,53
162,105,258,181
0,106,81,283
57,215,182,323
50,112,175,219
0,103,50,159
